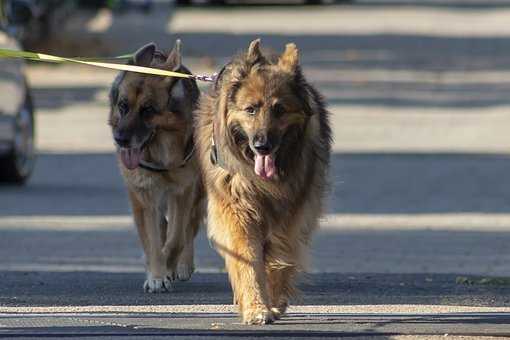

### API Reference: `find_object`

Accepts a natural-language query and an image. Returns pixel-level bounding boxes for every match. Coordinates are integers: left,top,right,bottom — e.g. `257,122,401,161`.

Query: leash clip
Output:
193,73,218,83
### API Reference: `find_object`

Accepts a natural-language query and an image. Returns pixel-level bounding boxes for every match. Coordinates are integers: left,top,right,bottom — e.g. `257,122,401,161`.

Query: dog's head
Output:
108,40,198,170
213,39,313,180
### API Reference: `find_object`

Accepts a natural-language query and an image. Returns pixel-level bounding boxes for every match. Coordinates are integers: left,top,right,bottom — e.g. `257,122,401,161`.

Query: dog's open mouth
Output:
254,153,276,180
120,147,143,170
118,132,155,170
244,145,277,180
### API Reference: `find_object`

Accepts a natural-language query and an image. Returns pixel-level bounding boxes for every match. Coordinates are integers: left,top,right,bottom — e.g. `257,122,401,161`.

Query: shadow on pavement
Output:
176,0,510,10
330,152,510,214
32,86,107,111
30,78,510,110
1,271,510,307
0,153,128,216
2,223,510,280
35,6,510,110
171,32,510,71
0,325,398,339
173,32,510,108
2,313,509,337
2,152,510,215
351,0,510,9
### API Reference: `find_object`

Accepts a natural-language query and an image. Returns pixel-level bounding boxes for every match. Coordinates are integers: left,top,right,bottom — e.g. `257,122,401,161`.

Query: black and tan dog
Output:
195,39,332,324
109,41,204,293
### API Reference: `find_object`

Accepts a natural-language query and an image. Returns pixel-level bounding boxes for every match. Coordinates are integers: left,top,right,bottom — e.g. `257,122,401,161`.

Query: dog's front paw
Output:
271,303,288,320
143,276,173,293
271,300,289,320
242,305,274,325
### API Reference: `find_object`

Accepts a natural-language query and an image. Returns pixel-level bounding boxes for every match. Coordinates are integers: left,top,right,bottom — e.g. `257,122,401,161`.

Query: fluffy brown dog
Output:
109,41,204,293
195,39,332,324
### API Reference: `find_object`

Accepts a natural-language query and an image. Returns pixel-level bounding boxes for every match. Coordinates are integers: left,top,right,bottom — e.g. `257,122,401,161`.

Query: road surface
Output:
2,1,510,338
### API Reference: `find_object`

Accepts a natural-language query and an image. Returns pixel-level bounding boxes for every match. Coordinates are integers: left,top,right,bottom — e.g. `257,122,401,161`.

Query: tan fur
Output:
109,42,205,292
195,39,332,324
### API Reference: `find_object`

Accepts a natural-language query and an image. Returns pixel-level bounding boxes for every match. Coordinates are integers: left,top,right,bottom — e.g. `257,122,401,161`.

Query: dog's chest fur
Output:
120,132,197,195
121,164,195,194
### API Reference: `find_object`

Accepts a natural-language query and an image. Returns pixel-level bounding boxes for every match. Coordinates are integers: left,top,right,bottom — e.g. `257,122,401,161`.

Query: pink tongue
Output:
120,147,142,170
254,154,276,179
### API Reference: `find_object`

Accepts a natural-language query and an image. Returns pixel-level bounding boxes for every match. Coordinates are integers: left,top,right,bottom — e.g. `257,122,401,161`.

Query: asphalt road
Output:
2,1,510,338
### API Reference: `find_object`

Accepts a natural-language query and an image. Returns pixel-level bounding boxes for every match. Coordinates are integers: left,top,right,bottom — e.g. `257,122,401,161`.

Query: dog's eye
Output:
141,105,157,117
272,103,285,118
118,100,129,116
244,106,256,115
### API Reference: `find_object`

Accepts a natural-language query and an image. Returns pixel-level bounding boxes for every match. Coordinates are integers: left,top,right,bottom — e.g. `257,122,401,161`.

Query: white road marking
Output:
1,305,510,314
3,214,510,231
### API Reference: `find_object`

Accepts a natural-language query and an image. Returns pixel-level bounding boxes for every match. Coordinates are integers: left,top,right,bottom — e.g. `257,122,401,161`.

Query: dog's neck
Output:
140,131,195,172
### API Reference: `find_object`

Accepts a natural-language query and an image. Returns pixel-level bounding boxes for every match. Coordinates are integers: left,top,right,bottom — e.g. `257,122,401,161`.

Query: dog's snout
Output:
114,131,131,147
253,133,272,155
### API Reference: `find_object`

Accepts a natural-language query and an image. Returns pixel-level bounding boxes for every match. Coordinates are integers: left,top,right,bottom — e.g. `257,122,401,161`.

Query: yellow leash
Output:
0,48,203,80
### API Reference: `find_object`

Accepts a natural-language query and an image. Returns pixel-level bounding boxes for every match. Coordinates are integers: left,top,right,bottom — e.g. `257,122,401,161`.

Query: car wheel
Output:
0,89,35,184
175,0,192,5
305,0,322,4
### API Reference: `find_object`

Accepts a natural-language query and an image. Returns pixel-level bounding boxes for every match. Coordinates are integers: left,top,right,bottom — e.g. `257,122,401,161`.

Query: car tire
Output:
175,0,192,5
0,87,35,184
305,0,322,4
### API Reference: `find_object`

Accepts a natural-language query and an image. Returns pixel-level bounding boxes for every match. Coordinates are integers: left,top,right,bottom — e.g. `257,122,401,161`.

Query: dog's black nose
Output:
114,132,130,147
253,134,272,155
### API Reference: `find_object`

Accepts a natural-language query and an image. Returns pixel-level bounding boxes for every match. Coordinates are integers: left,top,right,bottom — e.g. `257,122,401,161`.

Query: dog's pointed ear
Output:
166,39,182,71
133,42,156,67
246,38,265,65
229,39,264,83
278,43,299,73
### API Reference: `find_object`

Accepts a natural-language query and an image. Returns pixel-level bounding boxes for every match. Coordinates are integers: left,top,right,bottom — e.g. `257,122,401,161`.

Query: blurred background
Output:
2,0,510,307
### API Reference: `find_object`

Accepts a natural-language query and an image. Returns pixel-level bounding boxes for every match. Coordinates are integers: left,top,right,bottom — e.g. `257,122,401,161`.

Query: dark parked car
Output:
0,25,35,184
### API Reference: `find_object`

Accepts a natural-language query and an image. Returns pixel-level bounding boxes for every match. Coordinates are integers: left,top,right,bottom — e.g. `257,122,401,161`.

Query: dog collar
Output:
140,135,195,173
210,131,228,170
209,62,234,171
